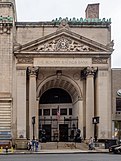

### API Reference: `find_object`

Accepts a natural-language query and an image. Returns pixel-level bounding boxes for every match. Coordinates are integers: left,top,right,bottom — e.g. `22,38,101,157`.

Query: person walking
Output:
88,137,94,150
35,140,39,152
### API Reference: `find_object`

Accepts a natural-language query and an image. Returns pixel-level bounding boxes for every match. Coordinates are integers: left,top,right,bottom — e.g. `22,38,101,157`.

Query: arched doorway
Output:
37,76,82,142
39,88,74,142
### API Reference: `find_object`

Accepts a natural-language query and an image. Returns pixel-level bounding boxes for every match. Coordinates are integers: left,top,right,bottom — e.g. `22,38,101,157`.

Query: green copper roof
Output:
52,17,111,25
0,16,13,22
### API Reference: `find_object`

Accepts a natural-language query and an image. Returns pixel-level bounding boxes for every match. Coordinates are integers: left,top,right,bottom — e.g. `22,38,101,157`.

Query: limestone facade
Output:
0,1,116,143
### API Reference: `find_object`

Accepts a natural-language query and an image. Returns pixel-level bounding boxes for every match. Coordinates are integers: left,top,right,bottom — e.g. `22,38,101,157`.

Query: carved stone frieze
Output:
17,58,33,64
35,37,90,52
92,58,108,64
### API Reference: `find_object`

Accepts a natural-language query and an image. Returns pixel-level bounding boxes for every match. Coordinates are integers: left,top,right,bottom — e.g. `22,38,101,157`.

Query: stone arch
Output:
37,75,82,103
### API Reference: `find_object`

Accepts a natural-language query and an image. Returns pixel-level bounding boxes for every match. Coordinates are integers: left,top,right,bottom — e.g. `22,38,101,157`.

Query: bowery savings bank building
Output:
1,0,120,144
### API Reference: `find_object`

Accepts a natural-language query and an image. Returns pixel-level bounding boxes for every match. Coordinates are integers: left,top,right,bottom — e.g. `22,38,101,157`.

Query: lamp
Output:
92,116,99,142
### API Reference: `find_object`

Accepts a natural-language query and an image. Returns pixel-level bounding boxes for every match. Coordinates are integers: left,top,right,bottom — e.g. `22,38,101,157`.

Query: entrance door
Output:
42,124,51,142
59,124,68,142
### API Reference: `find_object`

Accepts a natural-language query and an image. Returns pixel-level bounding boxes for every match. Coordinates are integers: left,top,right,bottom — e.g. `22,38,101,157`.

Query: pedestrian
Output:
27,140,32,150
29,141,32,151
32,139,35,151
35,140,39,152
88,137,94,150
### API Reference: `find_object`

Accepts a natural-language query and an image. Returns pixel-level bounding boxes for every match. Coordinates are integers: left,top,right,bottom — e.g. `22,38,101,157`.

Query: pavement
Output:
0,142,109,154
14,149,109,154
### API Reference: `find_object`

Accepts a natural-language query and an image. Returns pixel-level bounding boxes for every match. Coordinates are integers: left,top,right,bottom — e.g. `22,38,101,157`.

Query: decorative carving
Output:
73,73,80,80
38,72,44,80
27,66,39,76
17,58,33,64
0,16,13,34
92,58,108,64
85,66,97,76
58,19,70,30
0,23,12,34
35,37,90,52
106,40,114,51
81,66,98,78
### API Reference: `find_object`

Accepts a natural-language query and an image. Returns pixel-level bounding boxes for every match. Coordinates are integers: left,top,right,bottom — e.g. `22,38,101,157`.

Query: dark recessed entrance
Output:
39,88,74,142
59,124,68,142
40,88,72,104
42,124,51,142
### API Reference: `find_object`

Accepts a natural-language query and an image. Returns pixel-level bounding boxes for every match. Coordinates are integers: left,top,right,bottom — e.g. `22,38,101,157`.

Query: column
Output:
85,67,97,139
16,69,27,138
28,66,38,140
78,98,84,138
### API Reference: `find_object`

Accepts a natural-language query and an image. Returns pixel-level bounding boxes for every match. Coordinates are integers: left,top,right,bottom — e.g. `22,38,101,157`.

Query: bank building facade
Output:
1,0,120,145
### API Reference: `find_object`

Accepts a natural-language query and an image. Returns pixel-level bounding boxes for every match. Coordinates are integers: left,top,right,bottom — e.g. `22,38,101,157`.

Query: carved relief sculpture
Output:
27,66,39,76
36,37,90,52
81,66,98,79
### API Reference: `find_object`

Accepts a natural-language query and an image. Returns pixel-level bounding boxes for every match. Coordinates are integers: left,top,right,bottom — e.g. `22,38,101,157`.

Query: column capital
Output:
81,66,98,78
27,66,39,76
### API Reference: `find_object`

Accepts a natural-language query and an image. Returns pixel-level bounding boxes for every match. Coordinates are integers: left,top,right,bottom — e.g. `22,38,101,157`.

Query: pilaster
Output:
16,69,26,138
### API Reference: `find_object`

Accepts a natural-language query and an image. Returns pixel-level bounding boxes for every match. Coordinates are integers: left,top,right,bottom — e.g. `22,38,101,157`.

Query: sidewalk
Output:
0,142,109,154
0,147,109,155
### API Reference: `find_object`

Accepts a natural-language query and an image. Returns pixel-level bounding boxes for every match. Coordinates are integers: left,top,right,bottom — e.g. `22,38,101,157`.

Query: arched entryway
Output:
37,76,83,142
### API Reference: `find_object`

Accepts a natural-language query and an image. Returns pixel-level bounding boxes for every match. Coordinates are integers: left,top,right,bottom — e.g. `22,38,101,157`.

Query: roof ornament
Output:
57,18,70,31
106,40,114,52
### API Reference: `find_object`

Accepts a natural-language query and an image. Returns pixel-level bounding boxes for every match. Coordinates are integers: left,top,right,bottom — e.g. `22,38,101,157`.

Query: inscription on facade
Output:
34,58,92,67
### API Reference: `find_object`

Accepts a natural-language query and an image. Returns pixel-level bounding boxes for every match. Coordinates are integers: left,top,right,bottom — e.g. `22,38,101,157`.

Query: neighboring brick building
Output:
112,69,121,140
1,0,120,146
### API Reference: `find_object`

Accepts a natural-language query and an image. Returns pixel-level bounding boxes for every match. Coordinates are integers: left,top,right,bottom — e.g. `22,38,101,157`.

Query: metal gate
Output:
39,117,78,142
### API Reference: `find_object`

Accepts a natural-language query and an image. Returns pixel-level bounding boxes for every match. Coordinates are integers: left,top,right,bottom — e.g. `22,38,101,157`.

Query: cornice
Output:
14,51,112,57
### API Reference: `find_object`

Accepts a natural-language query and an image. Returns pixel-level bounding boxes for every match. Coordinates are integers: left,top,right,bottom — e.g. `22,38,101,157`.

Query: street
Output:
0,153,121,161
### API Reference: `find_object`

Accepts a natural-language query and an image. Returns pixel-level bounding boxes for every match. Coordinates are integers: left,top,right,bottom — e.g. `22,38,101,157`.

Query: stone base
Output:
15,138,28,150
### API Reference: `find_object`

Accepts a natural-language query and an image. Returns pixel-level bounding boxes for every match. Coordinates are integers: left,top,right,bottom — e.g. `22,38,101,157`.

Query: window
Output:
40,88,72,104
39,109,42,116
52,109,57,115
60,108,67,115
43,109,50,116
116,98,121,111
69,108,72,115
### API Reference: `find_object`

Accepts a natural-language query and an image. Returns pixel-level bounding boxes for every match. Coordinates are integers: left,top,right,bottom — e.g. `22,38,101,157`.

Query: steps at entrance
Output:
40,142,88,150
